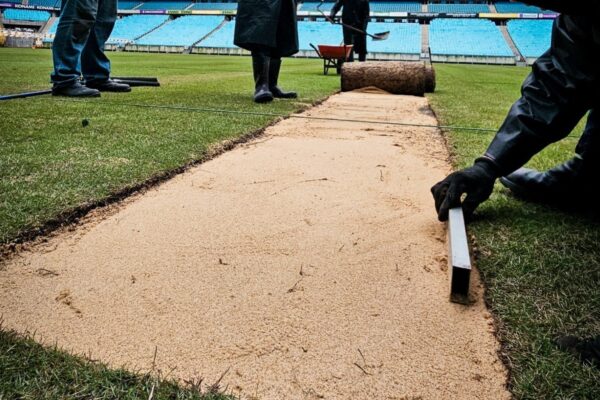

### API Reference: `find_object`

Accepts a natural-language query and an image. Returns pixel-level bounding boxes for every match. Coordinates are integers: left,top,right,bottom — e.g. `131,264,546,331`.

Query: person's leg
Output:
51,0,101,96
251,46,274,103
342,26,354,62
268,0,297,99
81,0,129,92
353,30,367,62
500,109,599,205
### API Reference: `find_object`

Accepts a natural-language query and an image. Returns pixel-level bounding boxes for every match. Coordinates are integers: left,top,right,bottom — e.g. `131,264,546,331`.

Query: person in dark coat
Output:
431,0,600,221
330,0,370,62
431,0,600,368
51,0,130,97
234,0,299,103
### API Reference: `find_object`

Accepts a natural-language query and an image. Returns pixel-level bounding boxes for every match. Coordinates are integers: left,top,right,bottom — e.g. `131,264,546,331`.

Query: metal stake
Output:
448,207,472,304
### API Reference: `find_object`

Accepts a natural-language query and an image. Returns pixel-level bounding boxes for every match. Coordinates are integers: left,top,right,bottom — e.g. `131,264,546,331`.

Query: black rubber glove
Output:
431,158,499,222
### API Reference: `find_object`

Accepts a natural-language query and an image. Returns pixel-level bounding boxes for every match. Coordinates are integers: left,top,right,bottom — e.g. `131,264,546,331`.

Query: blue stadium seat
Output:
195,19,235,48
507,19,552,57
135,15,224,46
429,18,513,57
369,2,422,13
2,0,23,3
28,0,60,7
3,8,51,21
300,2,334,12
137,1,191,10
428,2,489,13
190,2,238,10
107,15,169,44
495,1,544,13
368,22,421,54
297,21,345,50
117,1,142,9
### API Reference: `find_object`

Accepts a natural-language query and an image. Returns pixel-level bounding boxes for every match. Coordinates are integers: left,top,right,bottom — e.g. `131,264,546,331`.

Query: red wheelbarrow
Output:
310,43,354,75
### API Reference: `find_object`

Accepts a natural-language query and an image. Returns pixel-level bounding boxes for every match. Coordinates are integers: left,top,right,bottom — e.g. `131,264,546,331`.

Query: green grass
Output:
0,328,232,399
0,48,339,245
428,64,600,399
0,50,598,399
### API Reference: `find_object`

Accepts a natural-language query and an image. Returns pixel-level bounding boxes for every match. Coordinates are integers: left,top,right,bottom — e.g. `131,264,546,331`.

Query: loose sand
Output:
0,91,510,399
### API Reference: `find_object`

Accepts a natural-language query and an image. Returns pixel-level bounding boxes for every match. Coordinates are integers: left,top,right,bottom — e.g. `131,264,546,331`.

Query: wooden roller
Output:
341,61,436,96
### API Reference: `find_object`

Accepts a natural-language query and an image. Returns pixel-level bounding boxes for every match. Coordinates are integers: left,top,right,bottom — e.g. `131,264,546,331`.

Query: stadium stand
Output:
28,0,60,6
1,0,23,3
495,1,544,13
429,18,513,57
300,2,334,12
190,2,238,10
507,19,552,57
3,9,51,22
137,1,191,10
117,1,142,9
297,21,344,50
107,15,168,44
428,2,489,13
370,2,421,13
195,19,235,48
135,15,223,46
368,22,421,54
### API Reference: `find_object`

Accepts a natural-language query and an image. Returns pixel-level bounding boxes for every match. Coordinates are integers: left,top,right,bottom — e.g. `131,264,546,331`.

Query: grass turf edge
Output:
0,94,334,264
0,323,235,399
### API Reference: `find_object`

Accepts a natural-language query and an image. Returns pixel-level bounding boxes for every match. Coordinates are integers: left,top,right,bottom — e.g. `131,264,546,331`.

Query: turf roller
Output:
341,61,436,96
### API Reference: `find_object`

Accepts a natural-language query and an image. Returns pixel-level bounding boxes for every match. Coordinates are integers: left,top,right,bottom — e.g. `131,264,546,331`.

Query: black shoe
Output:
52,82,100,98
252,52,273,103
500,157,592,205
85,79,131,92
556,336,600,368
269,58,297,99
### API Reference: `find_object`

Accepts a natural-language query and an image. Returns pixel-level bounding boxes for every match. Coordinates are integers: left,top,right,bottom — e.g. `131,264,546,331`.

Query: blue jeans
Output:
51,0,117,87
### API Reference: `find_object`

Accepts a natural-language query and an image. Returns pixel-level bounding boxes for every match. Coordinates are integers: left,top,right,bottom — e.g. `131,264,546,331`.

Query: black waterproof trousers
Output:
483,14,600,175
234,0,299,57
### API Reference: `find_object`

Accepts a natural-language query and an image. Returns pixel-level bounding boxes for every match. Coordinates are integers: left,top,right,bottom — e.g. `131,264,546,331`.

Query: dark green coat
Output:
234,0,299,57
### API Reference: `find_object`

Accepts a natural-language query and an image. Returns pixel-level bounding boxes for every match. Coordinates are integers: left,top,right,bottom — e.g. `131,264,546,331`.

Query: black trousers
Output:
342,26,367,61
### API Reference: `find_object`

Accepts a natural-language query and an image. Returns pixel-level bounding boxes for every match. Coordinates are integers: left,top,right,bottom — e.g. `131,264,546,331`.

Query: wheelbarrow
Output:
310,43,354,75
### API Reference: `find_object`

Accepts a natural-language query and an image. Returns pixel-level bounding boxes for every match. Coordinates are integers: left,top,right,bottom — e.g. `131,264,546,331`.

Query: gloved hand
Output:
431,158,499,222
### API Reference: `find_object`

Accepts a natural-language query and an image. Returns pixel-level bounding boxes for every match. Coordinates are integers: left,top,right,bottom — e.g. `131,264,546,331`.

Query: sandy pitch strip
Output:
0,91,509,399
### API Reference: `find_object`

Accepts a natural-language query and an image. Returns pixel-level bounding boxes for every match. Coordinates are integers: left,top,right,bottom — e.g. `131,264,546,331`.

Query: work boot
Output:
252,53,273,103
500,156,594,206
556,336,600,368
85,79,131,92
52,81,100,98
269,58,297,99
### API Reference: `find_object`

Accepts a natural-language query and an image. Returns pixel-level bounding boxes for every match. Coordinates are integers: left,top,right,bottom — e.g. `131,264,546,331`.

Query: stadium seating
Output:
135,15,223,46
368,22,421,54
507,19,552,57
117,1,142,9
190,2,238,10
3,9,51,22
195,19,235,48
28,0,60,7
297,21,344,50
137,1,191,10
495,1,544,13
428,2,489,13
370,2,421,13
429,18,513,57
2,0,23,3
107,15,168,44
300,2,334,12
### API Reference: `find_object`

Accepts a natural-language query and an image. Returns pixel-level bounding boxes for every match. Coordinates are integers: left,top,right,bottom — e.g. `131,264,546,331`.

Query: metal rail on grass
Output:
448,207,472,304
